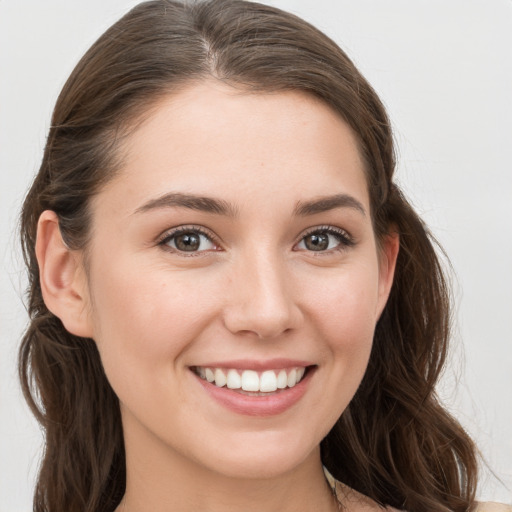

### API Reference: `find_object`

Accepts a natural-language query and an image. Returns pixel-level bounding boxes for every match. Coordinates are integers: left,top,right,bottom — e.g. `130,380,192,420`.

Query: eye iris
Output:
305,232,329,251
175,232,201,251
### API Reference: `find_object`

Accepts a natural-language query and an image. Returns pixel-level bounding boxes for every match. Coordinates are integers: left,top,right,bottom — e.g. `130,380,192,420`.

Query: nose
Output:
222,249,303,339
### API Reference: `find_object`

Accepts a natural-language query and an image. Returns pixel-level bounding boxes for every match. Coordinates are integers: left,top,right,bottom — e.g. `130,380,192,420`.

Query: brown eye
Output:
174,232,201,251
303,233,330,251
162,229,216,253
296,228,354,252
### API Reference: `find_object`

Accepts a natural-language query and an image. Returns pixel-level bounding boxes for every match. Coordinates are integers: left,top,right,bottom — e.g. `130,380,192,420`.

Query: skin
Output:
36,81,398,512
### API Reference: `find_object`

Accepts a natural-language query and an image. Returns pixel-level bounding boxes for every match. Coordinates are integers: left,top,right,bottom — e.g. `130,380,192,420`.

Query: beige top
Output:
324,468,512,512
474,504,512,512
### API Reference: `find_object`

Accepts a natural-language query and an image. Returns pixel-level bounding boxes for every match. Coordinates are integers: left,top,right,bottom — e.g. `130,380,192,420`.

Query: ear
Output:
376,230,400,319
36,210,94,338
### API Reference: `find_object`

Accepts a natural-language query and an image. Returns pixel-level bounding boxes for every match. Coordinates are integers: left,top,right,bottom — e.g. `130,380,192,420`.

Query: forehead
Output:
94,80,369,217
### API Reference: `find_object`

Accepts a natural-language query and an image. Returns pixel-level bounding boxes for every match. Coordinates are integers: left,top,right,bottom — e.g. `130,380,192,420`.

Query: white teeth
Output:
226,369,241,389
214,368,227,387
260,370,277,392
205,368,215,382
195,366,308,393
276,369,288,389
241,370,260,392
287,368,297,387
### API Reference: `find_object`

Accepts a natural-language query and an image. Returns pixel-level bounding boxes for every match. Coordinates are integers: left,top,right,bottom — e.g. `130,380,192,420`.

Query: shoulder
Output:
323,469,512,512
386,502,512,512
474,503,512,512
386,501,512,512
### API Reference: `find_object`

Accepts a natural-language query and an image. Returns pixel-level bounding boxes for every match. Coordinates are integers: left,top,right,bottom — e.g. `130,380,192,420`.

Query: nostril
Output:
222,312,301,340
221,270,303,338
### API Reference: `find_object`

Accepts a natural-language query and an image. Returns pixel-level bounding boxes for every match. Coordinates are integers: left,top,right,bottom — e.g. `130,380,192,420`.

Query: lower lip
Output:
193,369,314,417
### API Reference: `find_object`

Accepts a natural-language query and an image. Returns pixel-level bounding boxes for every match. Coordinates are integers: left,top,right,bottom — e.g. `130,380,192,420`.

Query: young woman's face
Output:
82,81,397,479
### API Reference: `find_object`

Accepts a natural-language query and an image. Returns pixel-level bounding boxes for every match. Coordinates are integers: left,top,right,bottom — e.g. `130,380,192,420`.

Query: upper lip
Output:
190,358,315,371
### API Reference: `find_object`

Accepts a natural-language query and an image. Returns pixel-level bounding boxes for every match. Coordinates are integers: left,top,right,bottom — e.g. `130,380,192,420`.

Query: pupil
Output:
306,233,329,251
176,233,200,251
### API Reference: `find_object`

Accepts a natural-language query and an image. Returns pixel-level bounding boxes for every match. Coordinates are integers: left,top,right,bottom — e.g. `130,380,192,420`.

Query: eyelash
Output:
157,225,355,255
157,225,220,255
295,225,355,254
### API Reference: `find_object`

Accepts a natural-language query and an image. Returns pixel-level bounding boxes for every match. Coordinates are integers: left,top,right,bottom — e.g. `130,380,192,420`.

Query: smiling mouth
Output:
191,366,310,394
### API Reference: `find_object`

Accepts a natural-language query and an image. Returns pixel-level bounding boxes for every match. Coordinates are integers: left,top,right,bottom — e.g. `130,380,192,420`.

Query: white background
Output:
1,1,511,510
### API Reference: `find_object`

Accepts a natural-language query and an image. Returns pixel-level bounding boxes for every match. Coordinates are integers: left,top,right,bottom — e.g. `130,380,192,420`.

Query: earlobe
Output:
36,210,93,338
376,231,400,318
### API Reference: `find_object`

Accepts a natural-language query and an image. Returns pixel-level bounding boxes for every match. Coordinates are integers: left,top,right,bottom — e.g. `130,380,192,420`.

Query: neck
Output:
117,415,338,512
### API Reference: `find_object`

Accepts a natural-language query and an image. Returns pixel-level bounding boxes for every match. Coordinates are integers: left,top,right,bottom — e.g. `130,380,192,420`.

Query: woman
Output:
17,1,510,511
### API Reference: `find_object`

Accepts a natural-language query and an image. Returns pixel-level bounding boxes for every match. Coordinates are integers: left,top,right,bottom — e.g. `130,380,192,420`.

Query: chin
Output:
191,428,322,480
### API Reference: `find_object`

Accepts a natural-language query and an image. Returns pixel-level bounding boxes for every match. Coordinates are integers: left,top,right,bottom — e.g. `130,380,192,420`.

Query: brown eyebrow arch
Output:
134,192,239,217
294,194,366,217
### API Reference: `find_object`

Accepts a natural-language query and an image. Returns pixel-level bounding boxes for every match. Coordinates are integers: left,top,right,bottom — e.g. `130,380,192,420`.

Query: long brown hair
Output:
19,1,478,511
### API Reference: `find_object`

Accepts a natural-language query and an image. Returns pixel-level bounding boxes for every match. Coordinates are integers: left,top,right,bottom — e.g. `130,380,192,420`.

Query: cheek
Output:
292,263,381,433
303,264,381,348
87,258,218,389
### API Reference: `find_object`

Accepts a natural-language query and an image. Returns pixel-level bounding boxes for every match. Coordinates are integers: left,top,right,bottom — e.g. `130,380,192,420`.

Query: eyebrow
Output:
294,194,366,217
134,192,239,217
134,191,366,218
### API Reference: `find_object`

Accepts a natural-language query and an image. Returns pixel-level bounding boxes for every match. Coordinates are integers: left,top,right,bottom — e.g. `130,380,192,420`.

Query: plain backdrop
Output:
1,1,511,510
